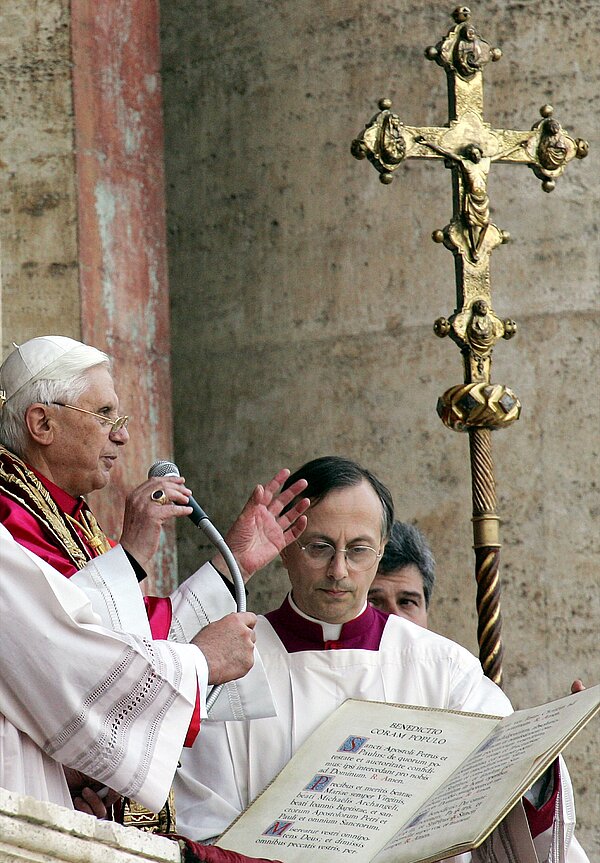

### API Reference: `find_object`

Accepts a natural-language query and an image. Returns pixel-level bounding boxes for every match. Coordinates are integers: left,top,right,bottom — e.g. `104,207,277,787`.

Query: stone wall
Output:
0,0,79,351
0,1,177,588
160,0,599,850
0,787,180,863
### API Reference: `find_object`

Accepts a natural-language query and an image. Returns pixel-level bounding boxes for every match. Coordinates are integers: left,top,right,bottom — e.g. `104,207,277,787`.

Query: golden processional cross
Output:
351,6,588,686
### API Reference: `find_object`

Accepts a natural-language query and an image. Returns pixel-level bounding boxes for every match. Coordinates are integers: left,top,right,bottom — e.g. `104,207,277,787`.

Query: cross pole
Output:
351,6,588,686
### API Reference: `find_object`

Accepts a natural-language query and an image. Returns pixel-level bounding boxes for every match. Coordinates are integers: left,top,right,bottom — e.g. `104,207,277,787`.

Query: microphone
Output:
148,459,247,713
148,460,208,526
148,459,246,607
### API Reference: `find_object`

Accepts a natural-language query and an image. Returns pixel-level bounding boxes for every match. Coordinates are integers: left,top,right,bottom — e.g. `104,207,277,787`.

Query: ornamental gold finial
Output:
351,7,589,686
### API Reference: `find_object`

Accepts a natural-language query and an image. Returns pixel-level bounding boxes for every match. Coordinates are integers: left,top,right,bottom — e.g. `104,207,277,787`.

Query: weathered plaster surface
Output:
71,0,176,588
0,1,79,352
0,2,176,591
161,0,599,848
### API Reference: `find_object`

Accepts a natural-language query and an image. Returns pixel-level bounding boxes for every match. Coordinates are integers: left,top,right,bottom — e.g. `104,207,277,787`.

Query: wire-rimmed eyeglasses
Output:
51,402,130,432
296,540,382,572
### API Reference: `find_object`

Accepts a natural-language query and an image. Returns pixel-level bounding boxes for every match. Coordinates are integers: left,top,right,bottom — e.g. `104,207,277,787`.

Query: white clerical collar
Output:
288,593,368,642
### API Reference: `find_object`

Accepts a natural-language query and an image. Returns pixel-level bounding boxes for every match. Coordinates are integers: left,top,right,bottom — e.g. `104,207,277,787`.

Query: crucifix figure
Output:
351,6,588,685
415,137,492,262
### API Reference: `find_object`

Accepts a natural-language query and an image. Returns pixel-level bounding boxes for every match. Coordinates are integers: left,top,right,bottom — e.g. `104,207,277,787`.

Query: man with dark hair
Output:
279,455,395,538
368,520,435,627
175,456,586,863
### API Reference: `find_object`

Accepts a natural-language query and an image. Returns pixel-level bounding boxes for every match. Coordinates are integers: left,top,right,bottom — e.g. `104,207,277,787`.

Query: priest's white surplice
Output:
175,613,587,863
175,613,512,840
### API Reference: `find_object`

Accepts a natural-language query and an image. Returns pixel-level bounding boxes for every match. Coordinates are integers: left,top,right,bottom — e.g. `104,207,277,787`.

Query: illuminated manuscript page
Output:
375,684,600,863
217,699,496,862
217,686,598,863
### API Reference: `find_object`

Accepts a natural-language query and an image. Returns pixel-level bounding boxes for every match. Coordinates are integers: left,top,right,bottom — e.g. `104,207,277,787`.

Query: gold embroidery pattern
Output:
121,789,176,834
0,445,104,569
66,509,112,555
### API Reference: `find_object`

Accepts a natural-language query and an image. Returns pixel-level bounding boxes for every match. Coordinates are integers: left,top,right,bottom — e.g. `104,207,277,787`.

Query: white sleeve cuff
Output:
193,648,210,719
169,562,237,642
70,545,152,637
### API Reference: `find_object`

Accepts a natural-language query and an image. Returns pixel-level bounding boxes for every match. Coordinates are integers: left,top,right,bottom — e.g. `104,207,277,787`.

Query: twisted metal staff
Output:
351,6,588,685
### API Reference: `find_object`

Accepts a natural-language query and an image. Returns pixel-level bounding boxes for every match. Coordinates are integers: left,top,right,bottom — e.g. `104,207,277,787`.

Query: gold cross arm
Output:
351,100,587,192
351,6,588,194
350,7,589,384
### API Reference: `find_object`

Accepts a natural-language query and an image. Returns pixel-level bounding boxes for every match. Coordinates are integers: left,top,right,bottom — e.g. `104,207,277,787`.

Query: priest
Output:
0,335,308,815
174,456,589,863
367,520,435,628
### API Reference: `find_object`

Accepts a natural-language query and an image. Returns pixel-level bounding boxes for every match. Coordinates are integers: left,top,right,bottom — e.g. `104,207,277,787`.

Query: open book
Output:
216,684,599,863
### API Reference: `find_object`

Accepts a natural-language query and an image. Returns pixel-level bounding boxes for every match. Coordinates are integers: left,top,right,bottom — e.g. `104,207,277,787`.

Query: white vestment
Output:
70,544,274,721
175,611,588,863
0,523,206,812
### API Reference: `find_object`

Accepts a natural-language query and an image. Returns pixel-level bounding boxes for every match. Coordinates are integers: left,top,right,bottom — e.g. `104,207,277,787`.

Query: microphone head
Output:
148,459,180,479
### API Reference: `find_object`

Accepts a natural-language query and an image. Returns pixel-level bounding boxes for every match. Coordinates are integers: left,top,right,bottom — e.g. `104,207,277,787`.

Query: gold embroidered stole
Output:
120,789,177,833
0,445,110,568
65,508,112,555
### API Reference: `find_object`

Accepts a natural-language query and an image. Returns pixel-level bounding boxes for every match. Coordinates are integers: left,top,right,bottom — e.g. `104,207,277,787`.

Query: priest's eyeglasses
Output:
296,540,382,572
51,402,130,432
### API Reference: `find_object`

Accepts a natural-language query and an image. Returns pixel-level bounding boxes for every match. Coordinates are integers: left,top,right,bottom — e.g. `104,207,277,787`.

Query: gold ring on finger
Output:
151,489,169,505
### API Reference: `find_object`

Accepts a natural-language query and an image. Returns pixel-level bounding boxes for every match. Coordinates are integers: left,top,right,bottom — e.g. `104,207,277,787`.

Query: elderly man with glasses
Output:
175,455,588,863
0,335,308,836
